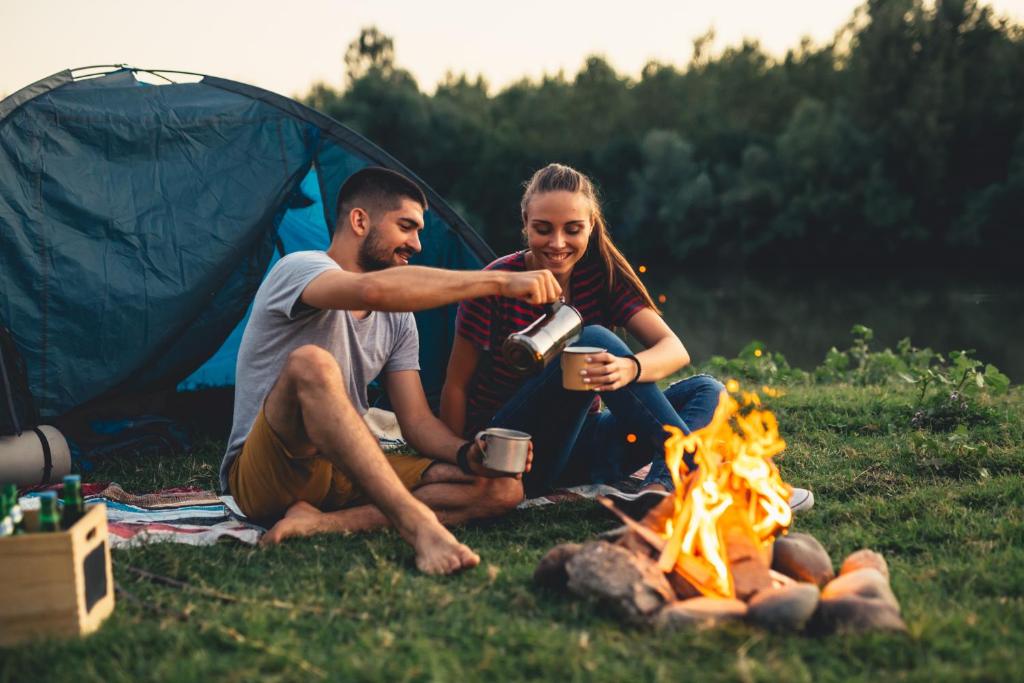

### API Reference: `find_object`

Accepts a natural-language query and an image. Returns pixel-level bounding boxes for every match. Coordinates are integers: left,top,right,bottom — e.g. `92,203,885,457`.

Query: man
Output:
220,167,561,575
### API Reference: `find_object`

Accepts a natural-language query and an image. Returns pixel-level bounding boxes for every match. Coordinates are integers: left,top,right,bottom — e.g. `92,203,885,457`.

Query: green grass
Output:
3,385,1023,682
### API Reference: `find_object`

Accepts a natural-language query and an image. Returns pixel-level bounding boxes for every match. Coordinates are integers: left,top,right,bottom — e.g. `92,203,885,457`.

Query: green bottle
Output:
4,484,25,534
39,491,60,532
61,474,85,530
0,494,12,538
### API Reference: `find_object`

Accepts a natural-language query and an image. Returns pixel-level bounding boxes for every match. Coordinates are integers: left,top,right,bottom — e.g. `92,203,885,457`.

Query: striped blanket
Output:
85,483,263,548
20,463,647,549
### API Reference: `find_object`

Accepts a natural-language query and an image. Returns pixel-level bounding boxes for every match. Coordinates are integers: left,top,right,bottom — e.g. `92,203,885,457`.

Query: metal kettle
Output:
502,300,583,375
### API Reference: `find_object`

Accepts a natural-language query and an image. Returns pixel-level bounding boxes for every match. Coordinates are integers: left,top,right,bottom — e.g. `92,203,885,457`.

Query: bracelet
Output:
625,355,642,385
456,441,475,475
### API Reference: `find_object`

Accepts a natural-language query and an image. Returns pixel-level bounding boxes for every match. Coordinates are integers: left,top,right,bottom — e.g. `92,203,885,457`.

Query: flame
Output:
656,386,792,598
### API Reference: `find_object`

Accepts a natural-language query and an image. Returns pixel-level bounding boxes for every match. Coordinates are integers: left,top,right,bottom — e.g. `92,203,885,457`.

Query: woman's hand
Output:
580,352,640,392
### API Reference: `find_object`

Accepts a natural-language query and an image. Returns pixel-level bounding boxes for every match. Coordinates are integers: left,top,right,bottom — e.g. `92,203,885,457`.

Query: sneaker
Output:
789,487,815,514
603,489,671,520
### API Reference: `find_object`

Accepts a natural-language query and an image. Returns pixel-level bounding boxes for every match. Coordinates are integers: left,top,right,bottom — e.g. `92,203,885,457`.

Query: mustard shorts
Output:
229,407,435,522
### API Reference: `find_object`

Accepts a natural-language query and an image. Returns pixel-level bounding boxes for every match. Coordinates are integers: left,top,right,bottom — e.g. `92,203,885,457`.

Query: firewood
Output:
597,497,666,553
721,507,773,601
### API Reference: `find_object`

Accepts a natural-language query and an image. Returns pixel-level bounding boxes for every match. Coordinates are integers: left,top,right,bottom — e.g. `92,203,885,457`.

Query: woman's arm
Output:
440,334,482,437
584,308,690,391
627,308,690,381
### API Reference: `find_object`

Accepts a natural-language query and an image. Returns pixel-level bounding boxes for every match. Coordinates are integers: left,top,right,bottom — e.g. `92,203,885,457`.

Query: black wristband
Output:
456,441,475,475
625,354,642,385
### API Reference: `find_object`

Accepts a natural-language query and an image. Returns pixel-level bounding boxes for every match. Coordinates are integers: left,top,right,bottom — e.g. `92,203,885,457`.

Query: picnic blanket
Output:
18,471,645,550
84,483,264,548
18,411,648,548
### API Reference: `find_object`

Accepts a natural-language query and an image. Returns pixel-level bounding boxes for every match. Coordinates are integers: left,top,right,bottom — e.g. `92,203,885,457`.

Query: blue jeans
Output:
488,325,723,496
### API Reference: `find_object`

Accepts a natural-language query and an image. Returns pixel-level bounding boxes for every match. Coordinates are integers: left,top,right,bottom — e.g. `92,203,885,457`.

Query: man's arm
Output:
383,370,529,477
302,266,561,312
384,370,466,464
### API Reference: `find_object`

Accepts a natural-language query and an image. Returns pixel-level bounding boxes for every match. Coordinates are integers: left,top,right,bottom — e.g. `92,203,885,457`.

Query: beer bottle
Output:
4,483,25,534
61,474,86,530
0,493,12,538
39,491,60,532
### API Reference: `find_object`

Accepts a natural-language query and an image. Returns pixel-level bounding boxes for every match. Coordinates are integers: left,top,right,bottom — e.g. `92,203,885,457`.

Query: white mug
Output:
474,427,531,474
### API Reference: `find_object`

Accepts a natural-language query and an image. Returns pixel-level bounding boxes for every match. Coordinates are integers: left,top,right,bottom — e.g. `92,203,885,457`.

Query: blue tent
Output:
0,66,493,418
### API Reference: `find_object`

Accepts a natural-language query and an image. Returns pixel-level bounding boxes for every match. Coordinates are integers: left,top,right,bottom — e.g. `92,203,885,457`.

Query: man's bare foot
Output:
260,500,324,546
262,501,478,575
409,519,480,575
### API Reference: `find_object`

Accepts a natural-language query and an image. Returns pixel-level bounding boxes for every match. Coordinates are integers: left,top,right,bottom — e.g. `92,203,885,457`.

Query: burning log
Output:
720,506,773,601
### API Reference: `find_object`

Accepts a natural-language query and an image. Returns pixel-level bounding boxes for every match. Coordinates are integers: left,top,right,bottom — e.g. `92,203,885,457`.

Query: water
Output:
642,269,1024,382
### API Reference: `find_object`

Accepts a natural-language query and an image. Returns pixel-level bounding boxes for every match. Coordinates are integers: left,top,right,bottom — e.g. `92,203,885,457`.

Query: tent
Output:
0,66,494,419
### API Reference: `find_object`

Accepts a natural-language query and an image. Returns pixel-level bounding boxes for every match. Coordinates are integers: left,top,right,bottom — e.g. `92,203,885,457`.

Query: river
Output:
642,268,1024,382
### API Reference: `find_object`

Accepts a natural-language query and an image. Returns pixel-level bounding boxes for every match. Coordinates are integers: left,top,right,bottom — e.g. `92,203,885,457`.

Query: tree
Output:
344,26,396,83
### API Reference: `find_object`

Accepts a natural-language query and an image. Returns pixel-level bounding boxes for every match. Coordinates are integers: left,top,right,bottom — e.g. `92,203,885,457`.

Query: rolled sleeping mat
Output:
0,425,72,486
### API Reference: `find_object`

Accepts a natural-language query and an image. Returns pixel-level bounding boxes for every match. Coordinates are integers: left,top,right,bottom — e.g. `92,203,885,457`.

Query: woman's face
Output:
523,191,593,277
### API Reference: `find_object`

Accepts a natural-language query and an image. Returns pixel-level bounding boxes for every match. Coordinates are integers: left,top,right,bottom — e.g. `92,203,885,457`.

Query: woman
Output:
441,163,725,499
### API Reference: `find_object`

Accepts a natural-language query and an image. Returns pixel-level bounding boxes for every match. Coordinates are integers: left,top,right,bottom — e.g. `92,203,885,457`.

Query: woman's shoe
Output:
603,489,670,520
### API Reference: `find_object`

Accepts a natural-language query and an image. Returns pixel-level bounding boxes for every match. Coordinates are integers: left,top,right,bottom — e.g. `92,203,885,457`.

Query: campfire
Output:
535,384,907,635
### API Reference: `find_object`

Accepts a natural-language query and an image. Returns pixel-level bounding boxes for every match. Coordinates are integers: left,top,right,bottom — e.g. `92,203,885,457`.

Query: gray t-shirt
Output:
219,251,420,491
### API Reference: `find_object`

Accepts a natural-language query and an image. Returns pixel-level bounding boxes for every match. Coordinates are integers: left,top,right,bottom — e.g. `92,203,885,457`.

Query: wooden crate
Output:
0,502,115,646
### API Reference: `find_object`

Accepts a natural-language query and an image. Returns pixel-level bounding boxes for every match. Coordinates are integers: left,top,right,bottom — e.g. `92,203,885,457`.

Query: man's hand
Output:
499,270,562,305
466,439,534,479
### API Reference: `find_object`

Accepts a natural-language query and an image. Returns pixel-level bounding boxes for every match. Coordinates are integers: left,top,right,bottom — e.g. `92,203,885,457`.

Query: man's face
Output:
356,197,425,271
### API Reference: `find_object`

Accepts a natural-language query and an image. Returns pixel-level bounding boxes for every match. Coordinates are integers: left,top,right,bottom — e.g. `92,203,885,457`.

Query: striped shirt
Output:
456,250,647,436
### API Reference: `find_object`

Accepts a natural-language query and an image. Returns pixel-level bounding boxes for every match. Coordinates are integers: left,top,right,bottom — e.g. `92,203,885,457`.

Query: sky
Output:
2,0,1023,99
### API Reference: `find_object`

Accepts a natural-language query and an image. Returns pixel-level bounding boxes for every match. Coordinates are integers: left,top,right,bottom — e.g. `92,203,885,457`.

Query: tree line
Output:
303,0,1024,268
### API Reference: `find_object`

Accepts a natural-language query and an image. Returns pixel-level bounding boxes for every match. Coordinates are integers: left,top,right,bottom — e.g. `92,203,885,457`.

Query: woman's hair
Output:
520,163,659,314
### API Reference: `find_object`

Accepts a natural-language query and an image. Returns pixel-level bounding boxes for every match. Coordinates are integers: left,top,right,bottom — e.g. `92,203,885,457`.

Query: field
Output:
2,380,1022,682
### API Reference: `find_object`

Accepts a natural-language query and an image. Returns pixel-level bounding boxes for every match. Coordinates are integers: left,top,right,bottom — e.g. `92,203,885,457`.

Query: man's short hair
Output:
334,167,428,234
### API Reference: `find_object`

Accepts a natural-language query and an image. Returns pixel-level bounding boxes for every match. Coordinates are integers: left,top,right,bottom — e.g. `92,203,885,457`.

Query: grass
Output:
2,384,1023,682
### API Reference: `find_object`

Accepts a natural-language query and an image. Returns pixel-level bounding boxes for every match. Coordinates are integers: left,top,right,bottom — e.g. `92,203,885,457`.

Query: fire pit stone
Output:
533,542,583,589
821,568,900,611
809,595,908,635
809,558,906,635
747,583,822,631
840,549,889,581
564,541,676,624
770,532,835,587
653,597,748,631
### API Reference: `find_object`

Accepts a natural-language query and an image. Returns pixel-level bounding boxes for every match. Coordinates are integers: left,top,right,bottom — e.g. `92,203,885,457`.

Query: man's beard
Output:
357,226,403,272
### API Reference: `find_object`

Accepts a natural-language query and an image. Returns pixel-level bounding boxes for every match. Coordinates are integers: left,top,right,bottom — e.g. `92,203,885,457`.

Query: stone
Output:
565,541,676,624
771,533,835,587
821,568,900,611
653,597,748,631
809,596,908,635
533,543,582,590
840,549,890,581
747,583,821,632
